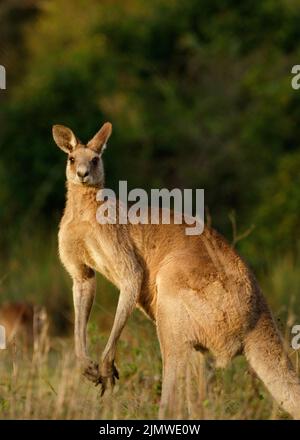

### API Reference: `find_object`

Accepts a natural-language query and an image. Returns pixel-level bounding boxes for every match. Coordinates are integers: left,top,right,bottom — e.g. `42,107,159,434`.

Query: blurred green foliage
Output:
0,0,300,265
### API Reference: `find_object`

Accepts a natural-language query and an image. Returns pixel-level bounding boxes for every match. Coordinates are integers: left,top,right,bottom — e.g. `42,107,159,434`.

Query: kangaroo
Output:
0,302,48,349
53,122,300,419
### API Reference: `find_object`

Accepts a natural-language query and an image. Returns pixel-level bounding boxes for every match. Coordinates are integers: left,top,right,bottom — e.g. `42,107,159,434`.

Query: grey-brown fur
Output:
53,122,300,419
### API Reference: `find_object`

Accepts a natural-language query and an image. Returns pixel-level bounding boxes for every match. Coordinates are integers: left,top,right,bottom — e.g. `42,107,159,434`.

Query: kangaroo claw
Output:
96,363,119,396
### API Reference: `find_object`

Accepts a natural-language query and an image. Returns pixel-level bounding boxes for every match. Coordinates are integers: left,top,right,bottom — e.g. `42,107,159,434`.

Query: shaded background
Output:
0,0,300,347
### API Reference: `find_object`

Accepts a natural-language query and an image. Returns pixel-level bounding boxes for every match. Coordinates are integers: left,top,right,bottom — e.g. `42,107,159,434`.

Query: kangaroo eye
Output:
92,157,99,166
69,156,75,164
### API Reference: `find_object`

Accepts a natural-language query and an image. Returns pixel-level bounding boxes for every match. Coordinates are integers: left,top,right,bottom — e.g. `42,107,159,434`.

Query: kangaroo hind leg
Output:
156,280,198,419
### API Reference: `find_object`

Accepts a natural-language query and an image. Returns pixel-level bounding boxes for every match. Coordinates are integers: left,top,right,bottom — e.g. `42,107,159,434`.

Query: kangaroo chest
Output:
59,217,119,287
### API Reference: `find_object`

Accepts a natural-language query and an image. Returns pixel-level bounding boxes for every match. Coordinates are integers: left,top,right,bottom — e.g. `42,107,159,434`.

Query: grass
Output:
0,230,299,419
0,316,161,419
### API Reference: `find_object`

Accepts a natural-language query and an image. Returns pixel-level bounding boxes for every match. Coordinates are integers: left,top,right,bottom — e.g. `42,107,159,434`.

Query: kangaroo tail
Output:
244,307,300,419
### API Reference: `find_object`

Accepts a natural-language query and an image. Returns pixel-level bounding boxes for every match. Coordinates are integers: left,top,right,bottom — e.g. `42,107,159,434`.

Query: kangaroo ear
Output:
52,125,78,153
87,122,112,154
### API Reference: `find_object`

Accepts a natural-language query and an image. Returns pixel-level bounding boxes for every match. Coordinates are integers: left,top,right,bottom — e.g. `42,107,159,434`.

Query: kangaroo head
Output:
52,122,112,187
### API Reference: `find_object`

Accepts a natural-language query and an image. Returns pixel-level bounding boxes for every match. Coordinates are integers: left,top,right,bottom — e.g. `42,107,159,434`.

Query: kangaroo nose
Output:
77,169,89,178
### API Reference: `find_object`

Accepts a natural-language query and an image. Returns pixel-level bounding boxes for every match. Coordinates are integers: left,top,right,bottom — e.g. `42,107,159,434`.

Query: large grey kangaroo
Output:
53,121,300,419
